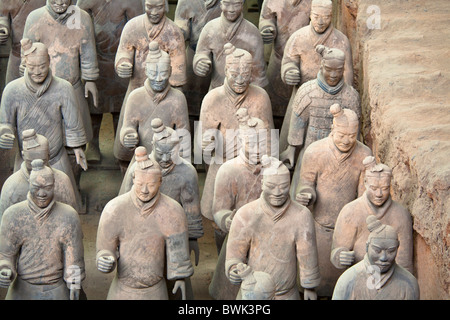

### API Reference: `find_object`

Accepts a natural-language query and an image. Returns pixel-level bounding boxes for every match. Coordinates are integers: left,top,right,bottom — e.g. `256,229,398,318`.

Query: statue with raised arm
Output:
115,41,190,174
278,0,354,152
0,39,87,212
226,156,320,300
331,156,414,274
280,45,360,192
332,216,419,300
259,0,312,122
76,0,144,162
0,159,85,300
193,0,268,91
0,129,78,218
292,104,372,297
96,149,193,300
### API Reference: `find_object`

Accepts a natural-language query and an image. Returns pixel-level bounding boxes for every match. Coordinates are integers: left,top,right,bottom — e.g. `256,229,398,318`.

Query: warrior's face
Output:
310,7,332,33
321,58,344,87
240,132,264,165
262,173,290,207
331,124,358,153
225,62,251,94
154,142,178,169
146,61,171,92
367,238,398,274
133,171,161,202
48,0,71,14
26,54,50,84
221,0,244,22
365,175,391,207
145,0,166,24
30,175,55,208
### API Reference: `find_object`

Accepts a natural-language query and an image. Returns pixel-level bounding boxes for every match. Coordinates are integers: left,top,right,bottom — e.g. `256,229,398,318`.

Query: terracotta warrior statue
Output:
332,216,419,300
279,0,353,152
115,41,190,174
0,0,46,83
208,112,268,300
0,159,85,300
96,152,193,300
281,45,361,193
198,43,274,225
119,121,203,300
259,0,312,123
193,0,268,91
226,156,321,300
23,0,99,144
0,129,78,218
331,156,414,274
0,39,87,213
293,104,372,297
76,0,144,163
174,0,221,118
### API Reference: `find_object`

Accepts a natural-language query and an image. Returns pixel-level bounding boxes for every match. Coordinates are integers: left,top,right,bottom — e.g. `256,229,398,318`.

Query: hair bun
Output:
224,43,236,56
363,156,376,170
366,215,382,233
330,103,344,117
31,158,45,172
151,118,165,133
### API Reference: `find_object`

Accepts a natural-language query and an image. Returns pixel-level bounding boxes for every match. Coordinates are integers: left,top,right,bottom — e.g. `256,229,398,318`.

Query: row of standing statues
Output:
0,0,419,300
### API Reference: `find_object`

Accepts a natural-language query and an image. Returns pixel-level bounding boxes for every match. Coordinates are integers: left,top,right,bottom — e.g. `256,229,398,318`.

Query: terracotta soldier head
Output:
316,45,345,89
310,0,333,34
145,0,169,24
29,159,55,208
20,38,50,85
330,104,359,153
224,43,252,94
363,156,393,207
151,118,181,169
21,129,50,172
261,156,291,207
132,146,162,203
220,0,245,22
146,41,172,92
236,108,266,165
47,0,72,14
365,215,399,274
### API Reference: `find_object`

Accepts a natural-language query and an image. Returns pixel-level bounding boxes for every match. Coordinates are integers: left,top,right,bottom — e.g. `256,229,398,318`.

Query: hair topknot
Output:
366,215,383,233
224,43,236,56
330,103,344,117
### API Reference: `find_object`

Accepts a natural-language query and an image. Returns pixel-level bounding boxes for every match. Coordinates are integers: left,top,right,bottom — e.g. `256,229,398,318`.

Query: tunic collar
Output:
327,134,356,164
309,22,334,48
220,12,244,41
27,192,56,223
317,71,345,95
130,187,161,217
224,78,249,109
364,254,396,290
362,191,393,220
144,78,171,105
260,194,291,223
46,3,76,25
144,14,167,42
25,69,53,98
205,0,219,9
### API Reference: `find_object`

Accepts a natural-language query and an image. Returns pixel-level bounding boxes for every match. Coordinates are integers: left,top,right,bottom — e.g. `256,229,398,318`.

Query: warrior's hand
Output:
228,265,243,285
116,61,133,78
172,280,186,300
123,132,139,149
195,59,211,77
339,250,355,266
296,192,312,207
260,27,275,44
0,27,9,45
189,239,200,266
0,133,15,149
304,288,318,300
97,255,115,273
284,69,301,86
74,147,88,171
85,81,98,108
0,268,12,288
280,144,296,169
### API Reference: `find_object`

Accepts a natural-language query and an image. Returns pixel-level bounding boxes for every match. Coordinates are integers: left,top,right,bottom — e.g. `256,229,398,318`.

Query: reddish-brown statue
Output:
279,0,353,152
193,0,268,90
226,156,320,300
331,156,414,274
332,216,419,300
198,44,274,226
259,0,312,121
76,0,144,163
0,129,78,218
96,149,193,300
293,104,372,297
0,40,87,213
0,159,85,300
208,113,267,300
116,41,190,174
